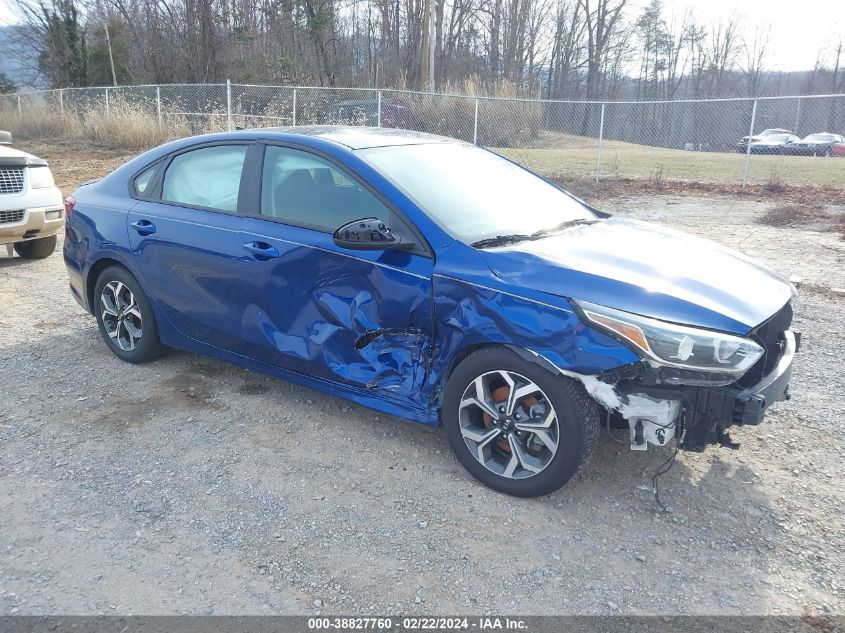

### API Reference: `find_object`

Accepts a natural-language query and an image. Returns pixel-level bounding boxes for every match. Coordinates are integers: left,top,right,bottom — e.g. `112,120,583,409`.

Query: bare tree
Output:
578,0,626,100
741,23,771,97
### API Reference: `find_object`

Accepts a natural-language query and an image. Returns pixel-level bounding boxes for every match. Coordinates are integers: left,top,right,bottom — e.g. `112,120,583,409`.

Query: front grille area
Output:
0,168,25,194
737,301,793,388
0,209,25,224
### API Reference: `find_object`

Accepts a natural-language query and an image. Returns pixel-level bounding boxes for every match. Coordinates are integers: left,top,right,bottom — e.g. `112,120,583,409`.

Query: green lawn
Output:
496,133,845,187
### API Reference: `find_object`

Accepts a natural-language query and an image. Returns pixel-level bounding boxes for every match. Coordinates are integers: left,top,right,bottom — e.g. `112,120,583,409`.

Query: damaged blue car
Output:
63,127,799,497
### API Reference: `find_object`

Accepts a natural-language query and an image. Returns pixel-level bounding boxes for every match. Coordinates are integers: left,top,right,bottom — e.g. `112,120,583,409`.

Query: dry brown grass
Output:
82,101,191,149
390,77,542,147
1,108,82,139
0,99,196,150
755,204,821,227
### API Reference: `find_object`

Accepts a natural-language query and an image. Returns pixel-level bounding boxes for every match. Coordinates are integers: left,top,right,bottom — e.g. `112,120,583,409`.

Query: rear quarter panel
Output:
63,183,137,313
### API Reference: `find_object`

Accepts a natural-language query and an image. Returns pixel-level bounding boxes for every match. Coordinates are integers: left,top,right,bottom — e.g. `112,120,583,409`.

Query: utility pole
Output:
421,0,431,91
105,22,118,86
428,0,435,91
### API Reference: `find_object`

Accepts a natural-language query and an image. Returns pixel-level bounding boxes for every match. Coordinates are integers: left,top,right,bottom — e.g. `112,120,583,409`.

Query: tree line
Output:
5,0,844,99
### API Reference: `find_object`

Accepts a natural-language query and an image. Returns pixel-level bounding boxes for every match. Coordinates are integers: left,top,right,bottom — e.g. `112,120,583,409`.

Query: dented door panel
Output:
233,216,435,408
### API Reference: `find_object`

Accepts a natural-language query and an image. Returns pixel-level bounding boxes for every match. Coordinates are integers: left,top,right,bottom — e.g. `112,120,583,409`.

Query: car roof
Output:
255,126,461,150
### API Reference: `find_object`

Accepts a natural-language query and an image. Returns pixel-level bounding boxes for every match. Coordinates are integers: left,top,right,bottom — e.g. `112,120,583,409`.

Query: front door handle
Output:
130,219,156,236
243,241,280,261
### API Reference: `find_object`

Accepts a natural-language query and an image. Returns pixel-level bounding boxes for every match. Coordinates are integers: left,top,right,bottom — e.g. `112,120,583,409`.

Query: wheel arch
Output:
435,342,564,418
86,257,127,313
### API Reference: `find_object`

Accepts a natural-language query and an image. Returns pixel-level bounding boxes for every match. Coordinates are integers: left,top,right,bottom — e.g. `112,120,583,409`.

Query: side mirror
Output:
333,217,411,251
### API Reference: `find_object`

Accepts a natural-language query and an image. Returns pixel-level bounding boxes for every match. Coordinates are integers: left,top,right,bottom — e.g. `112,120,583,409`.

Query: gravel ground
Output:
0,143,843,616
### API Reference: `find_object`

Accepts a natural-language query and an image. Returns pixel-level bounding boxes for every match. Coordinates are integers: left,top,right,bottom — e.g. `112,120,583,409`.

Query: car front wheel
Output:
14,235,57,259
93,265,165,363
443,347,600,497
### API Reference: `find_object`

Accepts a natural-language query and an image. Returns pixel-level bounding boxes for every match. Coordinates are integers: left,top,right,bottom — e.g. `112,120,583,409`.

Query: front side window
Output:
359,143,594,244
260,145,390,232
162,145,247,212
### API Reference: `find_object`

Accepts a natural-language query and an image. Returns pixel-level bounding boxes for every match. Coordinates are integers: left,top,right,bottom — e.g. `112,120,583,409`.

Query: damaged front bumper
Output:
681,330,799,450
591,330,799,452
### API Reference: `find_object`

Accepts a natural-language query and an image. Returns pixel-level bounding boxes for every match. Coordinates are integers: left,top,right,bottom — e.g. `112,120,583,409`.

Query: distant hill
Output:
0,26,45,89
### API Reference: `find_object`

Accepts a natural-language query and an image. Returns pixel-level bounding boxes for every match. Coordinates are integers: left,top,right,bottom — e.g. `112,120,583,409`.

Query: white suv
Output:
1,131,64,259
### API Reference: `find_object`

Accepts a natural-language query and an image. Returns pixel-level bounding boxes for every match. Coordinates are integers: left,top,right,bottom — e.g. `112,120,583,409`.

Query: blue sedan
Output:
63,127,798,497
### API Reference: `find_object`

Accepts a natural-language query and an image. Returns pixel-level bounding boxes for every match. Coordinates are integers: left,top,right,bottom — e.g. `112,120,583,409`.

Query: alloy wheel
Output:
100,280,143,351
458,370,559,479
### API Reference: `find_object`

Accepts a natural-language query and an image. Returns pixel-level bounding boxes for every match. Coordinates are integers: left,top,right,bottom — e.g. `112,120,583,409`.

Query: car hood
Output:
0,145,47,166
478,217,792,334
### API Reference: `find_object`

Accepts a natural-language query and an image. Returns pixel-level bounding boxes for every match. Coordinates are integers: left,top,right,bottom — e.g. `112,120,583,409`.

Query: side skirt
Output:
156,315,439,427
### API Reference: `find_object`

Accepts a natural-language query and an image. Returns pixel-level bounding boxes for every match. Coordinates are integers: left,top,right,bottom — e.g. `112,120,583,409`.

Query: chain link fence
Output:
2,83,844,188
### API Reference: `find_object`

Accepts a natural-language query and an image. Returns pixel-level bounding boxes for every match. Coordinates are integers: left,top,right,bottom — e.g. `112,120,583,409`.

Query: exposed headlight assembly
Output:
28,166,56,189
575,300,764,378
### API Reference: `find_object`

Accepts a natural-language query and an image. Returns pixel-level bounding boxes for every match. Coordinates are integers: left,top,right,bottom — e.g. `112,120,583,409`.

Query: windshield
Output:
804,134,834,142
358,143,594,244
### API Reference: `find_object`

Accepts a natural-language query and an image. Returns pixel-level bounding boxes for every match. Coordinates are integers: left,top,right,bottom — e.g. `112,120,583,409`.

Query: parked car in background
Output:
325,98,419,130
63,127,799,497
0,131,65,259
737,128,792,152
748,133,800,155
783,133,845,157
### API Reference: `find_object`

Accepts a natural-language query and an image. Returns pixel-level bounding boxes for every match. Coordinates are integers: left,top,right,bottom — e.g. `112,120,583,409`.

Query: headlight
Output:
28,166,56,189
575,300,764,377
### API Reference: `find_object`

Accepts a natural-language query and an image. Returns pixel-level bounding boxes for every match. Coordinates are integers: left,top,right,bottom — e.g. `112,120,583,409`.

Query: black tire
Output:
14,235,57,259
442,347,601,497
93,265,165,363
824,148,831,158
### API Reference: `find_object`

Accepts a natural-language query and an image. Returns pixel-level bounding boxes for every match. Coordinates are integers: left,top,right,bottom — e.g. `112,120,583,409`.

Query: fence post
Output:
16,94,21,117
742,100,758,188
292,88,297,126
793,98,801,136
226,79,232,131
377,89,382,127
104,87,110,115
156,86,162,127
595,103,606,183
473,98,479,145
59,89,64,114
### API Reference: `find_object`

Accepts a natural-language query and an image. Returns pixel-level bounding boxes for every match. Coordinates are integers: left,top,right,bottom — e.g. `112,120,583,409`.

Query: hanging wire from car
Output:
603,409,630,444
652,411,687,513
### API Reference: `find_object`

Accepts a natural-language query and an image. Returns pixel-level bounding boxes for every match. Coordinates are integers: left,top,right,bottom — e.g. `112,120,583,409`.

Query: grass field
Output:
497,131,845,187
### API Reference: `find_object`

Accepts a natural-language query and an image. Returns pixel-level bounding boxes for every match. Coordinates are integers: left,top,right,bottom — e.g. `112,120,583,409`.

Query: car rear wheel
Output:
443,347,600,497
14,235,57,259
94,266,165,363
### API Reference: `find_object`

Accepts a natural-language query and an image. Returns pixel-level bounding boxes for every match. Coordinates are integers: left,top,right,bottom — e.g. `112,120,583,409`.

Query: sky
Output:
626,0,844,72
0,0,842,72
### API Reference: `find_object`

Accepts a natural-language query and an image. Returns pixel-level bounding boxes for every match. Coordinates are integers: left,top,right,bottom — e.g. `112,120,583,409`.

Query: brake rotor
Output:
482,385,538,453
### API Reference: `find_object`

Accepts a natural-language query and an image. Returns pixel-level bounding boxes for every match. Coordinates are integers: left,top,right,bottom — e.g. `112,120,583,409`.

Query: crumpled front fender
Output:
425,274,640,410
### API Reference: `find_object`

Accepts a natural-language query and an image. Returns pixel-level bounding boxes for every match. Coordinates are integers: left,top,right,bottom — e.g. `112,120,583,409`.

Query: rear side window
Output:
162,145,247,212
260,145,389,231
134,164,158,196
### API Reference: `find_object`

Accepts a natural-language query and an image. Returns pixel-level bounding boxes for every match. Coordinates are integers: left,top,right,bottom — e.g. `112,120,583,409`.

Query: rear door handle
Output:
243,241,280,261
130,219,156,236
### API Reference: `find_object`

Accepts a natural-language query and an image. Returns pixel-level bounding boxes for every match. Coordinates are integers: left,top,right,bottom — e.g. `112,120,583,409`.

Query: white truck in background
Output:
1,131,65,259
